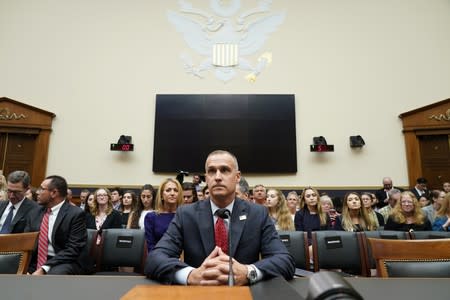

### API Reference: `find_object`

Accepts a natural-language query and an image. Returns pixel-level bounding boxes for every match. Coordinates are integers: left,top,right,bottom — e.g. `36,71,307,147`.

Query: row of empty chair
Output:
278,230,450,278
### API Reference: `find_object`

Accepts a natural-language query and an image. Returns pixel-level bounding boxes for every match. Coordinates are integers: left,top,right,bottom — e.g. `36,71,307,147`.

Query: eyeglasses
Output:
401,201,414,205
7,189,24,195
97,194,108,197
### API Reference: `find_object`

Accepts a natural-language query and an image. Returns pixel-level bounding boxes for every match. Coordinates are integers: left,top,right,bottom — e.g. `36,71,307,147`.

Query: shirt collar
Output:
210,199,235,216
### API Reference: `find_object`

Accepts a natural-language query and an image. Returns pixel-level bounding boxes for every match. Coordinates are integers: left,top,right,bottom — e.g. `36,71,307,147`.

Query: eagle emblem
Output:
167,0,286,82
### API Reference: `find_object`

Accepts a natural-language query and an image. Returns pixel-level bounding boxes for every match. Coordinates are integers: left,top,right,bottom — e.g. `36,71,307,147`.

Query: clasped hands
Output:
187,246,249,286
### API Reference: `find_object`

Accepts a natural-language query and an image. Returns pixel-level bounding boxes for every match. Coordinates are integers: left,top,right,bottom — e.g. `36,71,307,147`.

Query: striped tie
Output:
37,208,51,269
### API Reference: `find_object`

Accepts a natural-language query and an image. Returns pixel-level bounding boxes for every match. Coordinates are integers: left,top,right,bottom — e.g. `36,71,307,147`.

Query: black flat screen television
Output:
153,94,297,173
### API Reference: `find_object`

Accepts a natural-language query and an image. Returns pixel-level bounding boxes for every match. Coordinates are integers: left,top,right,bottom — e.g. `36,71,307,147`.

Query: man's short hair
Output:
388,188,401,198
416,177,428,184
238,177,250,194
111,187,123,196
7,170,31,189
45,175,68,198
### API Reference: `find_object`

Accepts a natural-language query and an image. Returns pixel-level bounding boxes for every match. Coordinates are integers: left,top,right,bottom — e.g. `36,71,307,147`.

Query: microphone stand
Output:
217,209,234,286
225,210,234,286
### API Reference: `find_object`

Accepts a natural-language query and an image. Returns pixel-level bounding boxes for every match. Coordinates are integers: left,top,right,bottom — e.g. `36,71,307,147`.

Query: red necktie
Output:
37,208,51,269
215,217,228,254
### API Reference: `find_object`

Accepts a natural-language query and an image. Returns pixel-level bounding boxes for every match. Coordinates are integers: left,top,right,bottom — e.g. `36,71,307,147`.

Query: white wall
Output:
1,0,449,188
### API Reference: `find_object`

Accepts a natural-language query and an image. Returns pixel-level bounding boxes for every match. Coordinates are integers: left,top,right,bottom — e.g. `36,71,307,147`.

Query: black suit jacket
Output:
145,198,295,284
25,200,92,273
85,209,123,232
0,198,38,233
375,187,404,209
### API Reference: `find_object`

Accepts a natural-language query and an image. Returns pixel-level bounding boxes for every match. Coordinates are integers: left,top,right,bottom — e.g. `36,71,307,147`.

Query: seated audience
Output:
83,192,94,215
235,177,250,201
119,190,138,228
378,188,401,223
418,194,431,208
25,186,38,202
286,191,300,221
110,187,123,210
145,178,183,253
374,176,403,209
422,190,445,224
410,177,428,200
78,189,90,210
182,182,198,204
334,192,376,232
253,184,267,205
384,191,431,232
85,188,122,244
202,185,210,199
294,187,330,237
320,194,339,227
432,192,450,231
1,171,38,234
265,188,295,231
127,184,155,229
25,175,92,275
443,181,450,193
361,192,384,227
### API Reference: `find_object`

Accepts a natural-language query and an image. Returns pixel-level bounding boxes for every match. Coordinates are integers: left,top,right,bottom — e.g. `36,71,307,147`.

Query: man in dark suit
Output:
145,150,295,285
25,175,92,275
410,177,428,199
0,171,38,234
375,177,404,209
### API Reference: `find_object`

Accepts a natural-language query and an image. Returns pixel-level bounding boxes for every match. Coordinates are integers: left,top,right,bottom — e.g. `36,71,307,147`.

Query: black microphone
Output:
307,271,363,300
216,208,234,286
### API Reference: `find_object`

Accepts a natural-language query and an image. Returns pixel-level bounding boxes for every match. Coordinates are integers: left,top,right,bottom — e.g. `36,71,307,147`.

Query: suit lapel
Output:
52,201,68,240
198,200,215,255
11,199,27,225
230,199,248,257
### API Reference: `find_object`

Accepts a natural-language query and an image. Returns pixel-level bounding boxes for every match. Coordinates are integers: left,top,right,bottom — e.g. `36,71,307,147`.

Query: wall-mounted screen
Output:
153,94,297,174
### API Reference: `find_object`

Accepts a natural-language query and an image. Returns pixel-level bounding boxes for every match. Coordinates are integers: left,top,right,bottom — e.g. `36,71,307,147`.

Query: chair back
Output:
410,231,450,239
311,231,366,276
0,232,39,274
368,238,450,277
360,230,409,274
95,228,147,275
278,231,309,270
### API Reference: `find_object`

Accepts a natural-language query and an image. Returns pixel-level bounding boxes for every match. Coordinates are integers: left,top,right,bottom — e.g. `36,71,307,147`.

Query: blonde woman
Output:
85,188,122,244
295,187,330,238
433,192,450,231
361,192,384,228
144,178,183,252
334,192,376,232
384,191,431,231
286,191,300,221
320,194,339,227
265,188,294,231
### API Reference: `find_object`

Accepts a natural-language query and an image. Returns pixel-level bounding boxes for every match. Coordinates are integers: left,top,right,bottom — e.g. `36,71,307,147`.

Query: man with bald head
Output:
145,150,294,285
375,177,404,209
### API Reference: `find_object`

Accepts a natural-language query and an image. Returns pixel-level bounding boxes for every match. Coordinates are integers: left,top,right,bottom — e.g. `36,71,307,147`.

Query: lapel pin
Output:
239,215,247,221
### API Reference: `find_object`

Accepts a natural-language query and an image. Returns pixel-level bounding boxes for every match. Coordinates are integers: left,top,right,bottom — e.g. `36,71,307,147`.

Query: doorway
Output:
418,134,450,189
0,132,37,178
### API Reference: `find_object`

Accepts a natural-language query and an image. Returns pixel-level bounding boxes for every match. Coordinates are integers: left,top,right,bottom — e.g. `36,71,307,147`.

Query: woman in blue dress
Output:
144,178,183,253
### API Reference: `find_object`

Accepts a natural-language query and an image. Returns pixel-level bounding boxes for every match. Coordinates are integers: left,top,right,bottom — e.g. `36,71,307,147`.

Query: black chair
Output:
277,231,312,276
410,231,450,239
94,228,147,275
0,232,39,274
360,230,409,276
311,231,366,276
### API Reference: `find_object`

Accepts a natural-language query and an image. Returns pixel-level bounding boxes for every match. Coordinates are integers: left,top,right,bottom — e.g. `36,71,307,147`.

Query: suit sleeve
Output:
253,207,295,280
46,209,87,267
144,208,189,284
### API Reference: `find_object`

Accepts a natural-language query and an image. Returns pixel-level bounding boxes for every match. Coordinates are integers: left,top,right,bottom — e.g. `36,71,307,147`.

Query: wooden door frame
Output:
399,98,450,187
0,97,55,187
